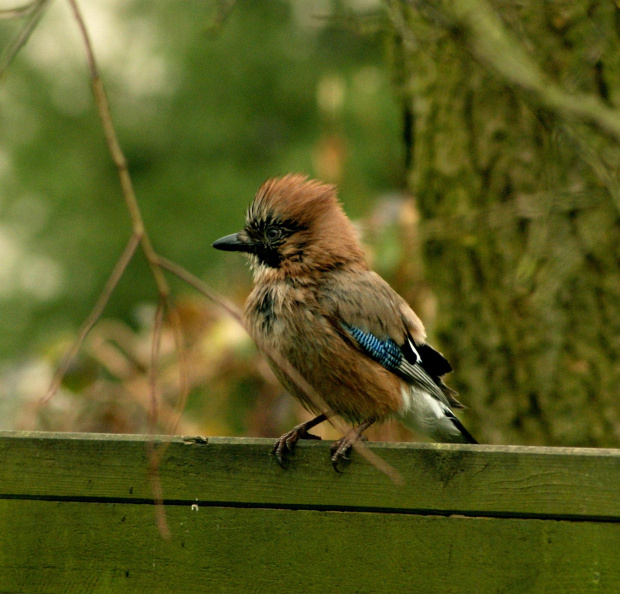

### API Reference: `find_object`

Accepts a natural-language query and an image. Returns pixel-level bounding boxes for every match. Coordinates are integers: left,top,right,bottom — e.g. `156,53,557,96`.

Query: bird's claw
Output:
330,433,368,472
330,439,352,472
272,426,322,467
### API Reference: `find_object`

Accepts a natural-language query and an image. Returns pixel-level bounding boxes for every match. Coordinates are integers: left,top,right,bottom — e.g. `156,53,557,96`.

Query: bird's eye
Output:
265,227,282,241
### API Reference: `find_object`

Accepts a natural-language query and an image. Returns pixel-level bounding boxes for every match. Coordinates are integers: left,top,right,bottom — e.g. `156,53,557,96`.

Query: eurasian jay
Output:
213,174,476,471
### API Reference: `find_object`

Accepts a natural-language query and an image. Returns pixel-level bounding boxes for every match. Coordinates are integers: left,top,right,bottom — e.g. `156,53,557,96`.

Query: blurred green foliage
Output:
2,0,618,447
0,0,402,362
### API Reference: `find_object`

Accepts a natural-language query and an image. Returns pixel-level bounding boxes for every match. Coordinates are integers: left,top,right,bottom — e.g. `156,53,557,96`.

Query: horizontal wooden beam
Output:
0,432,618,592
1,431,619,520
1,499,617,592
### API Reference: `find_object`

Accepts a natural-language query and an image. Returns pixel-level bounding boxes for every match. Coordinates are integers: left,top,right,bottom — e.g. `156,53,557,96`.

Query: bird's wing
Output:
320,269,425,343
319,269,458,408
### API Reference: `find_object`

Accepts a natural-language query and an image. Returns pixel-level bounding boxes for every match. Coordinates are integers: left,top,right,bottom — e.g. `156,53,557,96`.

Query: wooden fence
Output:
0,431,618,592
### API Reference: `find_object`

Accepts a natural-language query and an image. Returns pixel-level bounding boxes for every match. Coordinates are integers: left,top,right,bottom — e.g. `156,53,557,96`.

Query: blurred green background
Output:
0,0,407,437
0,0,400,357
2,0,619,447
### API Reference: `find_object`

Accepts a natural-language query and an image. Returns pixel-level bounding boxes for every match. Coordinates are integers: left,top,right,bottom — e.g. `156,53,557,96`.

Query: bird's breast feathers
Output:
245,279,406,420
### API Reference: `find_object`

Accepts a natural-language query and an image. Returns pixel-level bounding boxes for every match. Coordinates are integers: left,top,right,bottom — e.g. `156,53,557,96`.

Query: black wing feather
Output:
416,343,452,376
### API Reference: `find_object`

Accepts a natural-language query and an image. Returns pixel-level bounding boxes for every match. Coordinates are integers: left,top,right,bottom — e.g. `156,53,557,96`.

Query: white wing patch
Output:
406,338,422,364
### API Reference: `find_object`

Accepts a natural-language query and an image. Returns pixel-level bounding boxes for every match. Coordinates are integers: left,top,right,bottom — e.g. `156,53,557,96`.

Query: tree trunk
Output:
387,0,620,446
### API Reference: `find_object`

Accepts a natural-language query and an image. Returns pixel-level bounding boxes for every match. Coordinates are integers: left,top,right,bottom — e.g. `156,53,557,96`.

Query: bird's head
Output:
212,174,366,279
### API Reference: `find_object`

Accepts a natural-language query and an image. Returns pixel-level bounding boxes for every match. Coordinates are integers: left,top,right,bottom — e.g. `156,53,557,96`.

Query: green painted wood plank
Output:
0,431,619,520
0,499,617,594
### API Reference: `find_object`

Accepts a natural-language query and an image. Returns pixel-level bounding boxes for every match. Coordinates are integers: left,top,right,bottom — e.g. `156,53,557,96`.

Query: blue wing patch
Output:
341,323,403,372
340,322,447,405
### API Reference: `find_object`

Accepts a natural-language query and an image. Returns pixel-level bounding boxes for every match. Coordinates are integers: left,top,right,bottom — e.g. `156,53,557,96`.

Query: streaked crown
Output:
244,174,366,273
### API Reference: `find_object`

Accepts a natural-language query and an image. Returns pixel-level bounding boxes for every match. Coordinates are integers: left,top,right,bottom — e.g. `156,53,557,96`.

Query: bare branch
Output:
147,442,171,539
67,0,170,296
149,297,165,433
5,0,401,485
67,0,190,434
390,0,620,143
41,233,141,406
0,0,50,79
0,0,41,20
157,256,403,484
165,303,189,436
155,256,244,325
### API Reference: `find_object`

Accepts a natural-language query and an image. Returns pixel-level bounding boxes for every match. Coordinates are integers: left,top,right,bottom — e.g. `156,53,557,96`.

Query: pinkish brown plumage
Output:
213,174,476,470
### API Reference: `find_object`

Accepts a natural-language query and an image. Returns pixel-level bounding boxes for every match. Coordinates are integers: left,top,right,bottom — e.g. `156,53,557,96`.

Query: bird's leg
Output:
272,413,328,467
330,418,375,473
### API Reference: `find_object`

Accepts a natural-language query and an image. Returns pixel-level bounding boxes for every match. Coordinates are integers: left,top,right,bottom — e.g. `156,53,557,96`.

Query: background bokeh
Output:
0,0,407,439
1,0,619,447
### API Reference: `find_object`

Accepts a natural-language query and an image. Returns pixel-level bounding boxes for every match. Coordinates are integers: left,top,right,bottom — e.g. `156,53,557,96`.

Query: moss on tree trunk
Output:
387,0,620,446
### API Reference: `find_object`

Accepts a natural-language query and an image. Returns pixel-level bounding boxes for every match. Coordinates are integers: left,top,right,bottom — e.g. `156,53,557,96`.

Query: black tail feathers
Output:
449,415,478,444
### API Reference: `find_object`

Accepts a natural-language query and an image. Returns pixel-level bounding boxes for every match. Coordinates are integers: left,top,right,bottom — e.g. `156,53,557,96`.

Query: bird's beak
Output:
212,232,253,253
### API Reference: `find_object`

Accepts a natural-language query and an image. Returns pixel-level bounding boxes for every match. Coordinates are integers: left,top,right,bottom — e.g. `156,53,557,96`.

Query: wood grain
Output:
0,501,617,593
0,432,618,592
1,431,619,520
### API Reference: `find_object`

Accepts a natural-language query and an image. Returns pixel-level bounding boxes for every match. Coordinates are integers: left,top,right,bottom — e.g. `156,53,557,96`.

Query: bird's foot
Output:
330,422,373,473
272,423,322,467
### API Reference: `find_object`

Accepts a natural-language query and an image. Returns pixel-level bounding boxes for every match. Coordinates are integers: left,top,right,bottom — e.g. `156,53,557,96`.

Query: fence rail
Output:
0,431,618,592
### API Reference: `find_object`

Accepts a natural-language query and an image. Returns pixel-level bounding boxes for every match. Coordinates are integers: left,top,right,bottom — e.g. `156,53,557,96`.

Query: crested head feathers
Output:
242,174,367,274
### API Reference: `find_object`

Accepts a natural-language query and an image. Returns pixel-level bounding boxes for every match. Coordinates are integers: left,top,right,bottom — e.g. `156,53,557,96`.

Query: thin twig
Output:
26,0,399,489
155,255,244,324
352,440,404,485
147,442,171,539
145,296,171,538
67,0,168,292
149,297,165,433
158,255,403,484
41,233,140,406
0,0,50,79
66,0,190,538
67,0,189,434
0,0,40,19
165,302,189,436
67,3,190,394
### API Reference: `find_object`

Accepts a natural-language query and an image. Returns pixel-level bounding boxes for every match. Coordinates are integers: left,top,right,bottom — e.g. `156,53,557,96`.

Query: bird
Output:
212,174,477,471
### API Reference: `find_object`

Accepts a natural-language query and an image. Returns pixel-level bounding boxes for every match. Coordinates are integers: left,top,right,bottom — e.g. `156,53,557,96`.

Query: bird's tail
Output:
399,387,478,444
447,413,478,444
